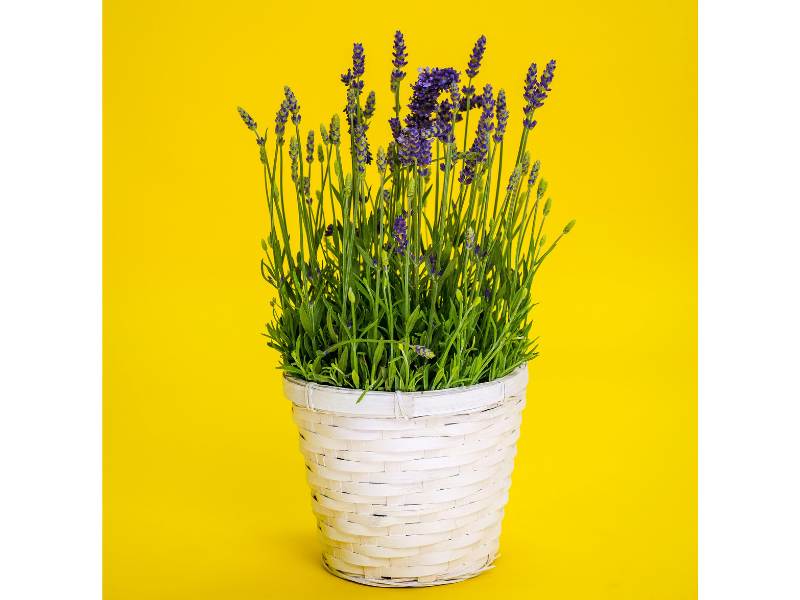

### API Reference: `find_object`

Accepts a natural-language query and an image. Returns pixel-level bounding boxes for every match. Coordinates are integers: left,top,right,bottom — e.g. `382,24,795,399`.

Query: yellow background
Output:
104,0,696,598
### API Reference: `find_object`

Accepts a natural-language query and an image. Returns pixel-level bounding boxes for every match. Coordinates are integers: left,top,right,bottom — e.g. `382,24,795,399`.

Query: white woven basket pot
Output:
283,365,528,587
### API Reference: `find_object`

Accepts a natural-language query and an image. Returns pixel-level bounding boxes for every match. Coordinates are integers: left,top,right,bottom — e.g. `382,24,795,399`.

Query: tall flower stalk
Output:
239,33,574,392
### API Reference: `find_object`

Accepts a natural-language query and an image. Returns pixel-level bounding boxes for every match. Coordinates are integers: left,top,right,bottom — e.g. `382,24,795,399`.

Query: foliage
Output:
238,33,575,392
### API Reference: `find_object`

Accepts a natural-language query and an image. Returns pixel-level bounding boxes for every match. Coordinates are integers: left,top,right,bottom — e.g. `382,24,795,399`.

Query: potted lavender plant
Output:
239,32,574,587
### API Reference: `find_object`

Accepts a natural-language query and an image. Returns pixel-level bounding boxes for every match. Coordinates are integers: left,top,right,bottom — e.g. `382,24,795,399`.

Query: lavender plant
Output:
238,33,575,393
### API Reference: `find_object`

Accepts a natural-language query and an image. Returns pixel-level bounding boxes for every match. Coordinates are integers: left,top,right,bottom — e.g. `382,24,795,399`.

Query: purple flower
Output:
426,253,442,277
392,214,408,254
391,31,408,91
493,89,508,143
411,344,435,359
275,100,289,143
283,86,301,125
352,42,365,78
363,91,376,120
237,106,257,131
306,130,315,163
324,223,334,236
329,114,341,146
522,59,556,129
528,159,541,186
392,67,460,176
407,68,461,127
341,43,366,95
466,35,487,79
459,84,495,184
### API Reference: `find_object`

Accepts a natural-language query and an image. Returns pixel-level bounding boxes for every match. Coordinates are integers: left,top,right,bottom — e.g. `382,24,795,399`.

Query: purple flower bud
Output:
528,159,541,187
324,223,334,236
352,42,365,79
275,100,289,143
363,91,376,120
237,106,257,131
466,35,487,79
493,89,508,143
306,130,314,164
392,214,408,254
459,84,495,185
411,344,435,359
391,30,408,90
522,59,556,129
283,86,301,125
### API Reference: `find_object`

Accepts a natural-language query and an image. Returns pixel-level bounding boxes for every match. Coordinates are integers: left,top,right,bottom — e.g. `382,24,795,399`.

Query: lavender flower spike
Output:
274,99,289,143
391,31,408,91
283,86,301,125
364,91,376,120
306,130,315,164
237,106,257,131
493,89,508,143
522,59,556,129
392,214,408,254
329,114,341,146
352,42,365,78
466,35,487,79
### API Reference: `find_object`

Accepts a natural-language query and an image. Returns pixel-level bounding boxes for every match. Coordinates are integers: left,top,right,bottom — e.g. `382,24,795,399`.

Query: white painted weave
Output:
284,365,528,587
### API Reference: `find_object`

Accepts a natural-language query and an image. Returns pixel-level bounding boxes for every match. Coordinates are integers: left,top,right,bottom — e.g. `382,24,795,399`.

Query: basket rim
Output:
283,364,527,418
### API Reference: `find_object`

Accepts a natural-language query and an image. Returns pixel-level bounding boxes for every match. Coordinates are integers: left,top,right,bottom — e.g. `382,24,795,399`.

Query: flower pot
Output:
283,365,528,587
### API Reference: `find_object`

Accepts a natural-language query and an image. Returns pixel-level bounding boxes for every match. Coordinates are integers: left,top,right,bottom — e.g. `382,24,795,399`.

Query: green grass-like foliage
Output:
239,35,574,393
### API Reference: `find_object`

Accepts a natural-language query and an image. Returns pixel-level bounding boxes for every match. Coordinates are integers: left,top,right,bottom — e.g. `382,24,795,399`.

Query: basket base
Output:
321,555,497,588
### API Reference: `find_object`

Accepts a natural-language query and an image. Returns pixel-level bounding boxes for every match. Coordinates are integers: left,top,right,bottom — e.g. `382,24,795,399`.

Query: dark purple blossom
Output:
324,223,334,236
352,42,365,78
522,59,556,129
465,35,487,79
392,214,408,254
391,31,408,91
363,91,376,120
392,67,460,176
275,100,289,143
341,43,366,95
459,84,495,185
406,68,461,128
493,89,508,143
283,86,301,125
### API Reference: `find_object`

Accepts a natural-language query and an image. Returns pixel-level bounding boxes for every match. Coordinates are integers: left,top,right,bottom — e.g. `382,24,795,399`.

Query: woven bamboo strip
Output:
286,365,527,587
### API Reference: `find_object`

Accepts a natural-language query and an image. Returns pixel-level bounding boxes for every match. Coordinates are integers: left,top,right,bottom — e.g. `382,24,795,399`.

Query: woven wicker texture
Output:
285,366,528,587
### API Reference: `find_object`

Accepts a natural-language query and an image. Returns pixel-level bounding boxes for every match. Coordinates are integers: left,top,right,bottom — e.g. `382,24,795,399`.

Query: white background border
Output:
1,1,799,598
0,1,102,599
699,1,800,598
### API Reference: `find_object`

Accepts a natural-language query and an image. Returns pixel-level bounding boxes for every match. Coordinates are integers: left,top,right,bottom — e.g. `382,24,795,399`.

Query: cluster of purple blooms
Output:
522,59,556,130
239,32,557,185
341,43,372,171
392,214,408,254
391,30,408,92
459,84,495,184
390,67,461,177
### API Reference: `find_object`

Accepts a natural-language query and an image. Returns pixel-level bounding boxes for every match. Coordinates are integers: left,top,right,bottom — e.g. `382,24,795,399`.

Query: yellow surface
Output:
104,1,696,598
